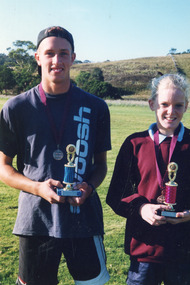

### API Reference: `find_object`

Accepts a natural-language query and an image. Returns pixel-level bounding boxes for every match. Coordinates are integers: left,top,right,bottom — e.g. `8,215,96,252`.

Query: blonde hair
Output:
150,74,189,102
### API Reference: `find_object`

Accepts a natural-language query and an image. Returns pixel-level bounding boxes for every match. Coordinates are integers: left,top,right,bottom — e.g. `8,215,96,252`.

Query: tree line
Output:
169,48,190,55
0,40,121,99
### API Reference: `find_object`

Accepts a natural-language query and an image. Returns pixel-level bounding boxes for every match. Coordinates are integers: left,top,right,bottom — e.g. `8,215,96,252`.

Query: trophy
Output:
160,162,178,217
57,144,81,214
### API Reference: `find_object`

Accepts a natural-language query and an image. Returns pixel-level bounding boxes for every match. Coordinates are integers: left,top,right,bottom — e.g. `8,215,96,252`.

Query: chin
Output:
51,77,65,83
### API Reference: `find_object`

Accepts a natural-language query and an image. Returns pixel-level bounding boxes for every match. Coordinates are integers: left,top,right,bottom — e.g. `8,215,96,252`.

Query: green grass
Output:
0,98,9,109
1,98,190,284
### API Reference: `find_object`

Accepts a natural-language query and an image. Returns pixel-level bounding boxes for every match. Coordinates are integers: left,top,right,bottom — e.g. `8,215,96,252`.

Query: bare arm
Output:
0,151,65,204
68,151,107,206
86,151,107,189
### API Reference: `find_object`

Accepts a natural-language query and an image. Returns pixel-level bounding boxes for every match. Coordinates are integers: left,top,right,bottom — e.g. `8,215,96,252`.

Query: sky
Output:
0,0,189,63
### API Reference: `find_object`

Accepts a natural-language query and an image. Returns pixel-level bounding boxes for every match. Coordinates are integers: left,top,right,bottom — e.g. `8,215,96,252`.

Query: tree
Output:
8,40,37,73
5,40,40,93
169,48,177,54
87,80,114,98
90,67,104,82
0,66,16,94
74,59,83,64
13,68,40,93
0,53,8,65
75,71,91,89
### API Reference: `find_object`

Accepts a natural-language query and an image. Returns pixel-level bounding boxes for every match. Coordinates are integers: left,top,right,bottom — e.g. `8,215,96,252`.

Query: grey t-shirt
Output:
0,84,111,238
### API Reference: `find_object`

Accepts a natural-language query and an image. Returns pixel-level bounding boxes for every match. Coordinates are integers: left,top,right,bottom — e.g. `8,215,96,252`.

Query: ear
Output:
184,101,189,112
149,99,155,111
35,52,41,66
71,52,76,64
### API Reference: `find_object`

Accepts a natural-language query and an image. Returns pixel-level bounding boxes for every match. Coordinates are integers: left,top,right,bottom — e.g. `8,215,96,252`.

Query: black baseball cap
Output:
36,26,74,76
37,26,74,51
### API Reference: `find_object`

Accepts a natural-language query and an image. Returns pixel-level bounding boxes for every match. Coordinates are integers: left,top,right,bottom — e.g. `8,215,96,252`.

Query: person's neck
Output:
157,123,181,137
41,80,71,95
158,129,173,137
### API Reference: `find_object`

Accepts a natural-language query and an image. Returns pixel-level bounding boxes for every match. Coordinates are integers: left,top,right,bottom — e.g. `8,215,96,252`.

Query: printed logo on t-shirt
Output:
73,107,91,182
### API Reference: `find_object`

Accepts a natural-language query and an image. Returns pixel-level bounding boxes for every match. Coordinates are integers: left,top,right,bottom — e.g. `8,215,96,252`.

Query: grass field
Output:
1,98,190,284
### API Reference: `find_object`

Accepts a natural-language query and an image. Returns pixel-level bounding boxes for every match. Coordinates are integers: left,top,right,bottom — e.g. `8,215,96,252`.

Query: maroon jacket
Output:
106,128,190,263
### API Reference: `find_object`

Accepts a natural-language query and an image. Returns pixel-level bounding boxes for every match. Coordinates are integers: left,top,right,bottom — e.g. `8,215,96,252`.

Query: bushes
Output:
75,68,122,99
0,66,16,94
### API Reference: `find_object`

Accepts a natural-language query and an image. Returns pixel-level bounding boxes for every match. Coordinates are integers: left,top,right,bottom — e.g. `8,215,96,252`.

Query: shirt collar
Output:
148,122,184,144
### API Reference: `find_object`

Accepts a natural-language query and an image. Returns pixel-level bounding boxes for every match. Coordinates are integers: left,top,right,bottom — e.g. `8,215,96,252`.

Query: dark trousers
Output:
127,259,190,285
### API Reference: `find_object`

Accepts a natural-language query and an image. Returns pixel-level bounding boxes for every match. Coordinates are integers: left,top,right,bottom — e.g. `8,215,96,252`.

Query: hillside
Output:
71,54,190,99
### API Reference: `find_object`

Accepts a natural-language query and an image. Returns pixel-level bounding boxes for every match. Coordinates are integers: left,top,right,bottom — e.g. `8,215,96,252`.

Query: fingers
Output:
166,210,190,224
67,196,80,206
148,211,167,226
50,193,66,204
153,216,167,226
67,182,92,206
44,180,94,206
46,190,66,204
38,179,65,204
37,179,94,206
140,203,167,226
177,210,190,218
47,178,63,189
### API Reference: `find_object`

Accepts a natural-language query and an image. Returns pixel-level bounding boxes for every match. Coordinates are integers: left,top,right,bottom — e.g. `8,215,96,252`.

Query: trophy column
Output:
57,144,81,214
161,162,178,217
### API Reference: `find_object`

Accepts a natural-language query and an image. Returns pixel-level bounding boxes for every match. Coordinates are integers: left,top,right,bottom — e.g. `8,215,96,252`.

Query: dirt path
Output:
106,99,148,106
0,95,148,106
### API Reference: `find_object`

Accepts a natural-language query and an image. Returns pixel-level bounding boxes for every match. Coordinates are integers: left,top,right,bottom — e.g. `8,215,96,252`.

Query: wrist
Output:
33,181,42,196
139,203,147,216
87,182,96,196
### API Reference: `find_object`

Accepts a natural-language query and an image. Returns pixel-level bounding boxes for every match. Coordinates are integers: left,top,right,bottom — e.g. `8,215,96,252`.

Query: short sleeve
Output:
0,102,17,158
94,101,111,153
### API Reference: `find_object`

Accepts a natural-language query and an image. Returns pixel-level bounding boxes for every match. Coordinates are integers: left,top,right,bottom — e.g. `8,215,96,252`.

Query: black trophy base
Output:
56,188,82,197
